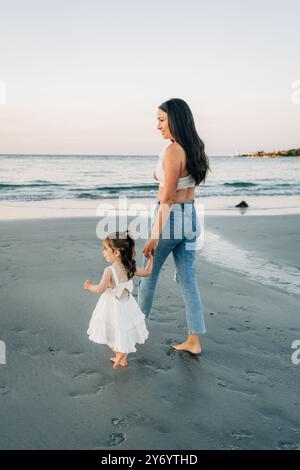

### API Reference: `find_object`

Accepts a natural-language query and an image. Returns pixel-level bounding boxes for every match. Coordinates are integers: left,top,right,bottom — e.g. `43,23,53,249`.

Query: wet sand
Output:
0,215,299,449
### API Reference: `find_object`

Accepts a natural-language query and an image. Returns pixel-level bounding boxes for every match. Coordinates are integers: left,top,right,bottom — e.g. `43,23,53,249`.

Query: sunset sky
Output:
0,0,299,155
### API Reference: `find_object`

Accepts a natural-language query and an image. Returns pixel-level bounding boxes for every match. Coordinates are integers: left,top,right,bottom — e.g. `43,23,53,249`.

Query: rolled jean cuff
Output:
188,329,206,335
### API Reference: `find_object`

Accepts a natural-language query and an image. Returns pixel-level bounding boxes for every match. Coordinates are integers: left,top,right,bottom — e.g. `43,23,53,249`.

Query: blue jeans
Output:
137,200,206,334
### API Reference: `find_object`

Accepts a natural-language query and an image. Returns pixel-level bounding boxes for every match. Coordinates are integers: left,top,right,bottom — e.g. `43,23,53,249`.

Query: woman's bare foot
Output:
171,334,202,355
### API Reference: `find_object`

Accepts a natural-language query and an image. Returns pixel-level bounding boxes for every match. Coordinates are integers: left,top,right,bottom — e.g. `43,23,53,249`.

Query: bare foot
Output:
111,353,128,368
171,341,202,355
110,357,128,367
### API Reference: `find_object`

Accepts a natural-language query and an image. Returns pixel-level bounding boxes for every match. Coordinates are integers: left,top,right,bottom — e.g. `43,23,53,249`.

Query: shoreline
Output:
2,213,299,298
1,195,300,221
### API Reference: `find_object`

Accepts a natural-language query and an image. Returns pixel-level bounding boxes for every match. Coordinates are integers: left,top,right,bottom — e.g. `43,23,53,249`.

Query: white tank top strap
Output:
109,265,119,286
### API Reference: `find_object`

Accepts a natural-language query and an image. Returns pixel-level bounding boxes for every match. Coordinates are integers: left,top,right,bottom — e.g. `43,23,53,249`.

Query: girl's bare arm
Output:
83,267,111,294
135,254,153,277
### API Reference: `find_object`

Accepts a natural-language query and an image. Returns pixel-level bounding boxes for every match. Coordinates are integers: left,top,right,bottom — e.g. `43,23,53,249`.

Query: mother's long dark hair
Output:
159,98,210,185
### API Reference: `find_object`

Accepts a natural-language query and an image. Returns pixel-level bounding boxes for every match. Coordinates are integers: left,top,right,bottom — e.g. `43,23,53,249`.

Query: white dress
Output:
87,265,149,353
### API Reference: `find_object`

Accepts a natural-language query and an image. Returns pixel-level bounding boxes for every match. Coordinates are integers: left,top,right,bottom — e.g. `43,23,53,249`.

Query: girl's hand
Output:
143,239,158,257
83,279,92,290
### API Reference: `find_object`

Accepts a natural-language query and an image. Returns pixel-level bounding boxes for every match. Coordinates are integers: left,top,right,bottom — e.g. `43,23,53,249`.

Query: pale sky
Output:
0,0,299,155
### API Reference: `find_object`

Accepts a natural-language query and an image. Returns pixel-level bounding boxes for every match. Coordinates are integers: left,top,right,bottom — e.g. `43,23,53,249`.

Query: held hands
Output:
83,279,92,290
143,239,158,258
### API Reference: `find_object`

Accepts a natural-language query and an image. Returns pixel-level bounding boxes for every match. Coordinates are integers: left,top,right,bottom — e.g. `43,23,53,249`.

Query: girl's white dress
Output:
87,265,149,353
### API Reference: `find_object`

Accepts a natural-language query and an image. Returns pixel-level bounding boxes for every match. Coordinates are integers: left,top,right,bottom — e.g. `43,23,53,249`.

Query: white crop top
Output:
154,146,196,190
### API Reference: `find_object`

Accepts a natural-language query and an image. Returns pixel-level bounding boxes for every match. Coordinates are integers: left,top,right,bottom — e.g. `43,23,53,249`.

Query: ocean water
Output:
0,153,299,295
0,154,299,202
202,230,300,297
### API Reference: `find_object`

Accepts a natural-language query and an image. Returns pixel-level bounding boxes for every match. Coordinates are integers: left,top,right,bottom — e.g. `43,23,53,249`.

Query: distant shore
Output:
235,148,300,157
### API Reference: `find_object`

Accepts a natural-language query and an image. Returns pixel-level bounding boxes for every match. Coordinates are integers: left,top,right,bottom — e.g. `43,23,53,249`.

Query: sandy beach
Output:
0,214,299,450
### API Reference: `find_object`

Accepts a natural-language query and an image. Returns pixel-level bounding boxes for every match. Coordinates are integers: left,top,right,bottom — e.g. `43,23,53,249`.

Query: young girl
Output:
83,230,153,368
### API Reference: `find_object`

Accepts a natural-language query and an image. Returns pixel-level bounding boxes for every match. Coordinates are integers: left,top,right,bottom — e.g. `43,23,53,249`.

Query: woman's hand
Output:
143,238,158,257
83,279,92,290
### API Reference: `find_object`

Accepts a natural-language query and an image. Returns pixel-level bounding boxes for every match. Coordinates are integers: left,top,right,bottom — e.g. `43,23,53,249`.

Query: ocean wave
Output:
223,182,258,187
70,183,158,193
0,180,299,201
0,181,67,190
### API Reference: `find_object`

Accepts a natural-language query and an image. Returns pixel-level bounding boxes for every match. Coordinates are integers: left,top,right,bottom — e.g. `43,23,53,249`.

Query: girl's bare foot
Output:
171,334,202,355
110,357,128,367
111,353,128,368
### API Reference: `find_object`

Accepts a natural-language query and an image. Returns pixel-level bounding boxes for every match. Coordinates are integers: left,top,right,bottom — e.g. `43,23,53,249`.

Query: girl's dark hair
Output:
158,98,211,185
104,230,136,279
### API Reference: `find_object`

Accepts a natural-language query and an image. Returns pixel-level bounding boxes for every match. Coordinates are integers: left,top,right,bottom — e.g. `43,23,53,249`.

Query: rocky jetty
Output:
236,148,300,157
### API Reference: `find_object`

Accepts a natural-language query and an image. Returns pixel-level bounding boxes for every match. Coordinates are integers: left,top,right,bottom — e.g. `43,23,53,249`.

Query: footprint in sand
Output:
47,347,83,357
244,370,269,385
19,347,41,357
231,430,254,440
258,406,283,420
156,317,177,323
0,385,9,395
229,305,249,312
161,338,201,365
68,384,105,398
112,413,148,429
13,328,44,337
106,433,125,447
112,418,127,428
180,352,200,367
72,369,100,379
143,359,171,374
227,326,252,333
165,348,176,358
12,327,26,334
276,441,300,450
48,346,61,355
160,339,177,358
176,323,186,331
69,369,112,398
111,413,168,436
216,378,256,397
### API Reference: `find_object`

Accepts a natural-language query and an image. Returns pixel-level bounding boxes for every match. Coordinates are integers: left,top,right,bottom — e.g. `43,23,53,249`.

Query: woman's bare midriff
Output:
156,186,195,204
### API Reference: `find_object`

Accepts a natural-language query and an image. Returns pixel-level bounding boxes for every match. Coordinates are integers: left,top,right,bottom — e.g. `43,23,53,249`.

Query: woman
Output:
138,98,210,355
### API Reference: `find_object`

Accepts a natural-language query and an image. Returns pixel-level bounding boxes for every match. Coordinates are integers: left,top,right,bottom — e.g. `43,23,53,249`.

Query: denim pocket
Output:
182,205,199,240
